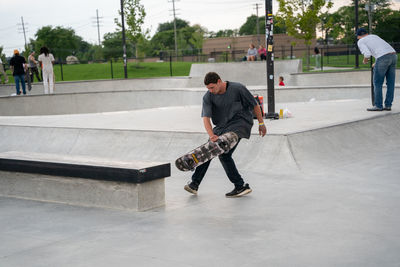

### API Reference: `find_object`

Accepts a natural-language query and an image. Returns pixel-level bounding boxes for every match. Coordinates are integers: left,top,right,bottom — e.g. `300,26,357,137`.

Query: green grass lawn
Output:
4,61,193,83
54,61,193,81
3,55,399,83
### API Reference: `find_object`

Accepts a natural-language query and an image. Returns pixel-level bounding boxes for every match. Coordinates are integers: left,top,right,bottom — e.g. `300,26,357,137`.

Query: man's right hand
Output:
210,135,219,142
363,57,369,64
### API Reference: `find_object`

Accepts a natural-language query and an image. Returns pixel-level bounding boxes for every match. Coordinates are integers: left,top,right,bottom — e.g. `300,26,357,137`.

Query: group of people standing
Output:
8,46,55,95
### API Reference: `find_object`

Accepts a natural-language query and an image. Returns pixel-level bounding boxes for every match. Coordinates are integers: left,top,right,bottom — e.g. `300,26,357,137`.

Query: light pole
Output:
355,0,359,68
265,0,279,119
366,2,375,105
120,0,128,78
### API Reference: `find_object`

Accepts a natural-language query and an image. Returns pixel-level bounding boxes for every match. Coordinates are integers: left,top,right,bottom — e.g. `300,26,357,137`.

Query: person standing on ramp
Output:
356,28,397,111
184,72,266,198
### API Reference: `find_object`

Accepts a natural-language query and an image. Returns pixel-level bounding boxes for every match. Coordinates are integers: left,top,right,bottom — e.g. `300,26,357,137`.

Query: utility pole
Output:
169,0,179,61
120,0,128,78
355,0,359,68
365,2,374,34
265,0,279,119
92,9,103,46
365,1,375,106
254,3,262,46
17,16,28,48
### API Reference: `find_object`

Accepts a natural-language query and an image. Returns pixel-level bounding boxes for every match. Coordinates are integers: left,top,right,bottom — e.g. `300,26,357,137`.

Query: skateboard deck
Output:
175,131,239,171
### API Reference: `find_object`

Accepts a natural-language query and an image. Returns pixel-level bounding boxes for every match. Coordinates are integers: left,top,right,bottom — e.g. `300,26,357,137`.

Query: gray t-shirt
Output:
28,56,36,68
201,81,258,139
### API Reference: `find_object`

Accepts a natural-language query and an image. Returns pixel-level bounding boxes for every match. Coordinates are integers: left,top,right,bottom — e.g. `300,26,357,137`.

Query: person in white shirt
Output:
38,46,55,94
247,44,258,61
357,28,397,111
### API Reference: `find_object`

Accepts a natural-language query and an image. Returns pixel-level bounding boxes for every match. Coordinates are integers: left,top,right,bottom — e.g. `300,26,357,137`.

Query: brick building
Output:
202,34,317,61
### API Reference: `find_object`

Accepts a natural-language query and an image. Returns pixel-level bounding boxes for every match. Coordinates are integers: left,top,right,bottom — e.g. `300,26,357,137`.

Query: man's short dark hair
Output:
204,72,221,85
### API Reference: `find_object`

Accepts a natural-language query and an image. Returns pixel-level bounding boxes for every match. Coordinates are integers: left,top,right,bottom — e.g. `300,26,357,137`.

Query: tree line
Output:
2,0,398,63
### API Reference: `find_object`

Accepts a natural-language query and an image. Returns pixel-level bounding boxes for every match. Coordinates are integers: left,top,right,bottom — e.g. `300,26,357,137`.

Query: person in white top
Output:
357,28,397,111
247,44,258,61
38,46,55,94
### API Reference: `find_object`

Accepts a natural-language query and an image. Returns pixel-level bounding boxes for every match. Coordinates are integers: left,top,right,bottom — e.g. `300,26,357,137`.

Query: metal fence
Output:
2,43,399,82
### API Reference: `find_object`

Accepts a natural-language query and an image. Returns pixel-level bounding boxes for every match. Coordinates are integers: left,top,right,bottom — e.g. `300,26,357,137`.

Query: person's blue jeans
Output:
191,140,244,188
373,53,397,108
14,74,26,95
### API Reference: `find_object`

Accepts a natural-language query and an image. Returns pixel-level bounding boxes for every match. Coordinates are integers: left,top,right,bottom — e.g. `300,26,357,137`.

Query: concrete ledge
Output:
0,151,170,211
0,171,165,211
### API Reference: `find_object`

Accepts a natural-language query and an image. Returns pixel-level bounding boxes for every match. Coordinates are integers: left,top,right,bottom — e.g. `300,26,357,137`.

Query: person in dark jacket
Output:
9,49,27,95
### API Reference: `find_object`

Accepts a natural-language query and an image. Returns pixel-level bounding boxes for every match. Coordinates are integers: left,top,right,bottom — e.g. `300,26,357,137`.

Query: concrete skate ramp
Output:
189,60,302,85
0,89,205,116
0,77,204,97
0,113,398,176
0,85,377,116
287,69,400,87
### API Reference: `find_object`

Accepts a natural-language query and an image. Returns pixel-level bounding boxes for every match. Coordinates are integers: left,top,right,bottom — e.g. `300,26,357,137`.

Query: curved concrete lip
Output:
0,98,396,135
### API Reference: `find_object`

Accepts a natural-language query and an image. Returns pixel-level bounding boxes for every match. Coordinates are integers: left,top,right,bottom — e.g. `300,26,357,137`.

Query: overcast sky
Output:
1,0,399,56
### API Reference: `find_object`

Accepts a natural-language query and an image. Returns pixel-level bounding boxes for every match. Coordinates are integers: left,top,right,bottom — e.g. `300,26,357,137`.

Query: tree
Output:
157,19,189,33
239,15,286,36
186,24,206,52
102,31,134,59
277,0,332,69
373,9,400,42
151,18,190,50
278,0,332,45
326,1,399,44
32,26,84,60
148,19,206,56
209,29,239,38
115,0,146,57
78,45,104,62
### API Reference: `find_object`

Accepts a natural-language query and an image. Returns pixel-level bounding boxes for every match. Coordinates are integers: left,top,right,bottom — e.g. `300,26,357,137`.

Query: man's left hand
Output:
259,124,266,137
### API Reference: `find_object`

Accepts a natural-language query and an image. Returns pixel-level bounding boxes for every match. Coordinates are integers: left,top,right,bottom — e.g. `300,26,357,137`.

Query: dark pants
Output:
14,74,26,94
29,67,41,82
191,140,244,188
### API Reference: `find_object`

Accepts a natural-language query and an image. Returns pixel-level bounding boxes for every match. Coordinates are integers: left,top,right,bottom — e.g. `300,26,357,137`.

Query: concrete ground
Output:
1,95,400,266
1,59,399,266
0,98,391,134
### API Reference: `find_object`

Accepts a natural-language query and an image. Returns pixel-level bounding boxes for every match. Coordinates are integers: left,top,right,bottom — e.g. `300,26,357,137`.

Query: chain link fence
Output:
1,43,399,82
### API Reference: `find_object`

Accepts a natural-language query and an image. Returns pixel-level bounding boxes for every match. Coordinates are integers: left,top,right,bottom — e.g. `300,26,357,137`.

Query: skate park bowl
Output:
0,60,399,116
1,61,400,265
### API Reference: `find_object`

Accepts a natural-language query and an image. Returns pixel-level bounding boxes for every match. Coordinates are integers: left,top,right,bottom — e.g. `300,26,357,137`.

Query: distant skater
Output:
357,28,397,111
184,72,266,198
38,46,55,94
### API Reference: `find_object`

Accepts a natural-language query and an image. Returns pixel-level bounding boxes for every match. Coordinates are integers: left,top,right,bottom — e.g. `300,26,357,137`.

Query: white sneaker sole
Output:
226,188,252,198
184,185,197,195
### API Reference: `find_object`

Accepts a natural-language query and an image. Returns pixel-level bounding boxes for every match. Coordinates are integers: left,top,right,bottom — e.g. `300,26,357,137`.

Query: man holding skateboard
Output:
184,72,266,197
